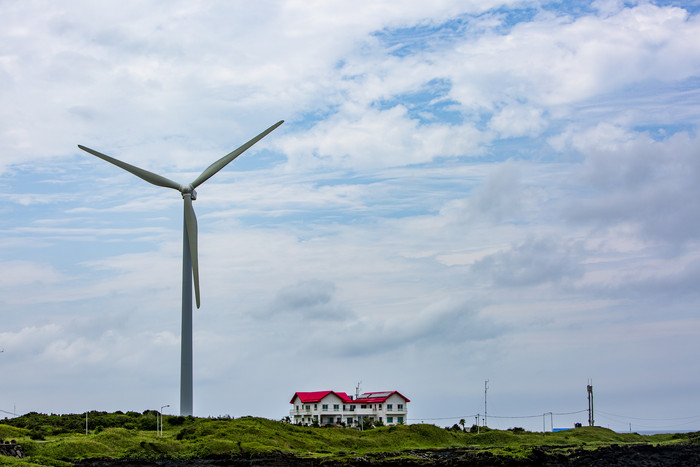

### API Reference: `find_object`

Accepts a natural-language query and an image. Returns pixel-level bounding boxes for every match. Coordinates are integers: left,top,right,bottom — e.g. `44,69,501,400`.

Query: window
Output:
322,404,328,410
350,405,356,411
397,404,404,410
398,417,404,424
360,404,367,409
336,417,341,423
305,405,310,410
314,404,318,411
387,404,393,411
347,418,353,425
379,404,382,410
296,405,299,411
387,416,393,423
333,404,339,411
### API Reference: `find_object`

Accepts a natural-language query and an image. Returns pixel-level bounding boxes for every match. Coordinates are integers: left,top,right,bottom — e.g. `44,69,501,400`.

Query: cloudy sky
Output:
2,0,700,432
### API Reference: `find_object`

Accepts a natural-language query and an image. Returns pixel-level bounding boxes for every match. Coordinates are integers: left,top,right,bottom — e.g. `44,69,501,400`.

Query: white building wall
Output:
290,392,409,426
383,394,408,425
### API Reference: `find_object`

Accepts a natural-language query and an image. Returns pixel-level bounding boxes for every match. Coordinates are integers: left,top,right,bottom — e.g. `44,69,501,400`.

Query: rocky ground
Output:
74,443,700,466
0,441,24,458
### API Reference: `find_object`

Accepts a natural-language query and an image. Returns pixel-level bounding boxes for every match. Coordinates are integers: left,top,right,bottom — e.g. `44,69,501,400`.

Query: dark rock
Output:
71,444,700,467
0,442,24,458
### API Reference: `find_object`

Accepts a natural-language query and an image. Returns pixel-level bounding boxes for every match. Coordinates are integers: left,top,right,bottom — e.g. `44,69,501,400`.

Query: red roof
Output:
290,390,409,404
356,391,410,403
290,391,352,404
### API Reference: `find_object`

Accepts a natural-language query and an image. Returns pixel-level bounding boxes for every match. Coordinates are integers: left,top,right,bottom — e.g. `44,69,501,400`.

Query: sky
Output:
1,0,700,433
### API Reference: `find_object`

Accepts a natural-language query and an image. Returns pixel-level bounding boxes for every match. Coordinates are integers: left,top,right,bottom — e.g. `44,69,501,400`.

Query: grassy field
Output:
0,413,697,465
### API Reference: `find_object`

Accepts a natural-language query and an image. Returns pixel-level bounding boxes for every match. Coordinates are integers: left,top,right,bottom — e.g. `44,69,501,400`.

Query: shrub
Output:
176,426,196,440
167,416,186,426
137,415,157,431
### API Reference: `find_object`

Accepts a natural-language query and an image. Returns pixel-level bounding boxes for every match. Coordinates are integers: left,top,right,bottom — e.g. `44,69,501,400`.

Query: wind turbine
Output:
78,120,283,415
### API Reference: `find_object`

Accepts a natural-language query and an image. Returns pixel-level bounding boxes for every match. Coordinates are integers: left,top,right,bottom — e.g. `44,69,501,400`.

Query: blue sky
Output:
2,0,700,432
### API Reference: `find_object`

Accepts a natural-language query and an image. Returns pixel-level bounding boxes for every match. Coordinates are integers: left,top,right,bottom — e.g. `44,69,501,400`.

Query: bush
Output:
176,426,196,440
167,416,186,426
137,414,157,431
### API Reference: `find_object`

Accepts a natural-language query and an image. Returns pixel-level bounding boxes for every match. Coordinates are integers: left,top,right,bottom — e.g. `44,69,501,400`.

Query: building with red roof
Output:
289,389,409,426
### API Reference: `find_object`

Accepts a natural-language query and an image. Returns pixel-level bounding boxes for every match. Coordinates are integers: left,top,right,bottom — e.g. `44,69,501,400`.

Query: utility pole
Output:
587,381,594,427
550,412,553,432
484,380,489,428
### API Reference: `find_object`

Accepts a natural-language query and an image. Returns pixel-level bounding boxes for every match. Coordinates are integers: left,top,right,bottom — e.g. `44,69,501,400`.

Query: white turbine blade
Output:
190,120,284,189
78,145,182,191
184,196,201,309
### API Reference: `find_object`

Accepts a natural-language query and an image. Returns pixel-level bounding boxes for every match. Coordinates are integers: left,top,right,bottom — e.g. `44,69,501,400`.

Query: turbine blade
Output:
78,145,182,191
184,195,201,309
190,120,284,189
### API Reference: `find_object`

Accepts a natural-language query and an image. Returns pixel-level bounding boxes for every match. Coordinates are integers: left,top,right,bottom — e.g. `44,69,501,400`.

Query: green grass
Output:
1,414,697,466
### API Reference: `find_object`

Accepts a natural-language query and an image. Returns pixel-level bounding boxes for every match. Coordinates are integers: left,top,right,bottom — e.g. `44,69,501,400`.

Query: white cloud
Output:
0,260,66,288
1,1,700,430
560,125,700,246
280,103,486,169
489,105,546,138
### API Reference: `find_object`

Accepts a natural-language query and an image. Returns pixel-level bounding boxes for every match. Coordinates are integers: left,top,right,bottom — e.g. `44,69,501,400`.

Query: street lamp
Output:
160,405,170,437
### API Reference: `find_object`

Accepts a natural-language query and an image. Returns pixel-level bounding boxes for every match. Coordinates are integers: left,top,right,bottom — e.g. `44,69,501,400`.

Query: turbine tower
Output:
79,120,283,415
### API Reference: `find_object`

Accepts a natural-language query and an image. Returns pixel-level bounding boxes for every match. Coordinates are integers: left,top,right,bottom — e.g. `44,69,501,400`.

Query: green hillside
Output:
0,412,697,465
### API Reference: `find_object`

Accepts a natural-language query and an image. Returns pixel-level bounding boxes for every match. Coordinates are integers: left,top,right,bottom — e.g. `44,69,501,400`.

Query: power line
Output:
597,410,700,422
488,409,588,419
409,409,588,422
408,415,479,421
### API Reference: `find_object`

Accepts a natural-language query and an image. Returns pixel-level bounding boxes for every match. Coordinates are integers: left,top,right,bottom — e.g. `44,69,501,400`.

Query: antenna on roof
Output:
355,381,362,399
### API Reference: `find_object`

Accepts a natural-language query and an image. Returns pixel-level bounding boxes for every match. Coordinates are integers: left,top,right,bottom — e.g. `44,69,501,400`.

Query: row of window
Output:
295,403,404,412
297,416,405,425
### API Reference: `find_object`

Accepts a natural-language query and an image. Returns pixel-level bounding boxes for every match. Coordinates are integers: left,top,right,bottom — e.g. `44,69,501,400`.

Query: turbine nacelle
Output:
181,185,197,200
